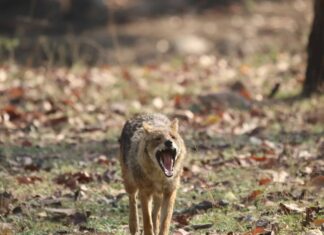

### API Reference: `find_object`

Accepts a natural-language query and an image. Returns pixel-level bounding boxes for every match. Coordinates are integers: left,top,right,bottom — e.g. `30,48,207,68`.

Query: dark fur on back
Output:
119,113,170,163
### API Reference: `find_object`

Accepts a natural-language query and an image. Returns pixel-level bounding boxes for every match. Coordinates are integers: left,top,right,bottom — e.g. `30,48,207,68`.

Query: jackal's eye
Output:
154,136,162,142
170,134,176,140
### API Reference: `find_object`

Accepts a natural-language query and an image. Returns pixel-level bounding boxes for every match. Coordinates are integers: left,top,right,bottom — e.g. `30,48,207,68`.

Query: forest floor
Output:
0,0,324,234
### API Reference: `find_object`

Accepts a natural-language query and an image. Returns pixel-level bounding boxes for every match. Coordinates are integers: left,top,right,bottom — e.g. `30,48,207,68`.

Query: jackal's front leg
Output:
152,194,162,235
139,191,154,235
159,190,177,235
128,192,139,235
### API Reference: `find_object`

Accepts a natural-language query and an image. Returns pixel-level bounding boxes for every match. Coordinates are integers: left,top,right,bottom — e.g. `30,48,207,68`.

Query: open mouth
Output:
156,148,177,177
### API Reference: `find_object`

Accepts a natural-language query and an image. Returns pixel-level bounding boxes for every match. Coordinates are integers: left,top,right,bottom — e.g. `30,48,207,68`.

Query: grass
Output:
0,48,323,234
1,128,323,234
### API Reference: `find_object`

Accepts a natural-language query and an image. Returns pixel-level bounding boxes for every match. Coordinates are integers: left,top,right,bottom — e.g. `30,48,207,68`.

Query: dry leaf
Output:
302,206,321,226
313,218,324,226
44,115,68,127
44,207,76,216
258,177,272,186
202,114,222,126
279,202,305,214
6,87,24,101
1,105,22,121
173,214,190,226
54,171,94,189
16,176,42,184
246,190,263,202
252,227,265,235
95,155,110,165
243,226,265,235
309,175,324,188
264,170,289,183
249,155,269,162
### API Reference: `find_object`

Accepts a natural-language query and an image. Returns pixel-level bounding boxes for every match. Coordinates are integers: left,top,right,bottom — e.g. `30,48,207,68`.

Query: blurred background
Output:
0,0,312,66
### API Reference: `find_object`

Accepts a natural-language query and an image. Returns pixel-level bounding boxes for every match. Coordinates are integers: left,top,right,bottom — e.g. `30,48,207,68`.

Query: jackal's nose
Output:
164,140,173,148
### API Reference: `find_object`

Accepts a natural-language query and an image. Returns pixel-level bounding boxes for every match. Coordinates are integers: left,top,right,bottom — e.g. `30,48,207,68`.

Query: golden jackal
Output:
119,113,186,235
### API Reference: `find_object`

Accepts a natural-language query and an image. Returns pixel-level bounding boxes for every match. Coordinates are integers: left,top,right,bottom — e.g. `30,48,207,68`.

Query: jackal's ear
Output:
143,122,154,133
170,118,179,132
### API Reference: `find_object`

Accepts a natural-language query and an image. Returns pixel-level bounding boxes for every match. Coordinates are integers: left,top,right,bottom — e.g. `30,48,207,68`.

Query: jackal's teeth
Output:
156,148,176,177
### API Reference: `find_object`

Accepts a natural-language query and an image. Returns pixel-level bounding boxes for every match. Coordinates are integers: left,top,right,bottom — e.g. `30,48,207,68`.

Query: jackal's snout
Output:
164,140,173,148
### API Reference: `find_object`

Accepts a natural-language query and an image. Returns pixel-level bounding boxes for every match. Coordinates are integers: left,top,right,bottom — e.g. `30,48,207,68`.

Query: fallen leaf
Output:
44,115,68,127
258,177,272,186
313,218,324,226
173,214,190,226
24,164,41,171
264,170,289,183
95,155,110,165
309,175,324,188
230,81,252,100
16,175,42,184
246,190,263,202
174,200,214,224
173,95,192,109
44,207,76,216
249,155,268,162
302,206,321,226
252,227,265,235
172,110,194,121
54,171,94,189
223,191,237,201
1,105,22,121
279,202,305,214
181,166,194,182
37,211,48,218
73,171,93,183
20,140,33,147
239,64,251,76
6,86,24,101
202,114,222,126
121,69,132,81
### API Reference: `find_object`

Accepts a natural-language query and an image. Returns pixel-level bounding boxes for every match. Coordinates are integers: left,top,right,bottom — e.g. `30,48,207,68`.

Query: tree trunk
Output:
303,0,324,96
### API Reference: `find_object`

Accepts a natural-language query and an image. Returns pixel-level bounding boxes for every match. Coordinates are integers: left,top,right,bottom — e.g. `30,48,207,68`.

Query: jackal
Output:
119,113,186,235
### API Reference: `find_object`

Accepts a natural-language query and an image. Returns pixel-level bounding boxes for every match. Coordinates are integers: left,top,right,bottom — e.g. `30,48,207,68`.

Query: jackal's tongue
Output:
161,153,173,176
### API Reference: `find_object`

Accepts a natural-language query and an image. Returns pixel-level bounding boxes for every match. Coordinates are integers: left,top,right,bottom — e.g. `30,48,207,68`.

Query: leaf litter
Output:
0,1,323,234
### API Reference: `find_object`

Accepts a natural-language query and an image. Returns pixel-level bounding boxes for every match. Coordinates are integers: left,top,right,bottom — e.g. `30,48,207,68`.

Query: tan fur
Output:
119,114,186,235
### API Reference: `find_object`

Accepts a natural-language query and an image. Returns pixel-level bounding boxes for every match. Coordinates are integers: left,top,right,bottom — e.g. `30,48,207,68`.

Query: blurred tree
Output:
303,0,324,96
